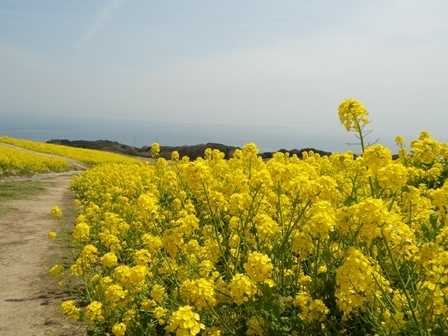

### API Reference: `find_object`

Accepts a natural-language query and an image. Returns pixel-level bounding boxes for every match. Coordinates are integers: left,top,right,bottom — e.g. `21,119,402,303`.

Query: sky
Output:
1,0,448,152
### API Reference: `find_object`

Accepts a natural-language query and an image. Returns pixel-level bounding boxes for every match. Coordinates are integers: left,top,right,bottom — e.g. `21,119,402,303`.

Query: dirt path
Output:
0,174,87,334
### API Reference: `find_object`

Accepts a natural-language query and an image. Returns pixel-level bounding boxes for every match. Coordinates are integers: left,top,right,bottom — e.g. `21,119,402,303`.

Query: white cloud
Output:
74,0,124,53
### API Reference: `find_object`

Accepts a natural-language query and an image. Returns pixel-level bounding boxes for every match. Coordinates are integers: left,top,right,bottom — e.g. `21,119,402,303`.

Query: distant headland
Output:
47,139,334,160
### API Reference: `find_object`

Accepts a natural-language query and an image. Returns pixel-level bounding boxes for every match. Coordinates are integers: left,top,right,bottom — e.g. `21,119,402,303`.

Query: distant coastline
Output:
46,138,334,160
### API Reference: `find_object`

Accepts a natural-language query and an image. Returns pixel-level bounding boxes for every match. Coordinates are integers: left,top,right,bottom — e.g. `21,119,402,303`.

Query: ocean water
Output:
0,114,356,153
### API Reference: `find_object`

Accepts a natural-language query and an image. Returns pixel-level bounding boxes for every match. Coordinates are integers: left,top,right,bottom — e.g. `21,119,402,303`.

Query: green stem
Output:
351,113,366,153
236,184,263,270
206,302,236,335
380,229,425,335
312,238,321,295
200,178,233,277
278,199,312,253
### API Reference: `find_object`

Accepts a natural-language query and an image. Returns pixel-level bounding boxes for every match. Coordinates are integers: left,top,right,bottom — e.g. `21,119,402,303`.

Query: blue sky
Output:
1,0,448,151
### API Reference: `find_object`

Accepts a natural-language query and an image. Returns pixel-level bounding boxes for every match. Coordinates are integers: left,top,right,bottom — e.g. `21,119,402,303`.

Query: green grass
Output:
0,180,53,215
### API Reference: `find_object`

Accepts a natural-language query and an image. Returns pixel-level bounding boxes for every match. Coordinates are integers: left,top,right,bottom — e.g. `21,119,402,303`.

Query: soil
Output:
0,144,89,335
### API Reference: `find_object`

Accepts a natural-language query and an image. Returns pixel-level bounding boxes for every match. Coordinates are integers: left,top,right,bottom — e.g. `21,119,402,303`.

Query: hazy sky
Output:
1,0,448,151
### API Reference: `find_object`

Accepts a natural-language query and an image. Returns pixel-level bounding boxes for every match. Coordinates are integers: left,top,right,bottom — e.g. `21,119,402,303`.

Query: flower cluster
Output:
166,306,205,335
0,144,68,176
0,136,140,166
338,98,370,132
50,99,448,335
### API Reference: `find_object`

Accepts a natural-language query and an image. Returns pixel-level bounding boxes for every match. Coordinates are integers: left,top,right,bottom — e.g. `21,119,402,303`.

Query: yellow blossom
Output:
154,306,167,325
165,306,205,336
112,322,126,336
338,98,370,132
49,264,64,278
150,142,160,158
51,205,62,218
293,291,329,323
150,284,167,304
229,274,257,305
61,300,80,320
72,222,90,242
84,301,103,323
244,252,273,282
100,252,118,268
48,231,57,241
180,278,216,310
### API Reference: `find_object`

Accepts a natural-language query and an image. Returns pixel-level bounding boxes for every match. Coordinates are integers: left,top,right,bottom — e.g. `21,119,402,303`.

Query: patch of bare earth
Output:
0,174,87,336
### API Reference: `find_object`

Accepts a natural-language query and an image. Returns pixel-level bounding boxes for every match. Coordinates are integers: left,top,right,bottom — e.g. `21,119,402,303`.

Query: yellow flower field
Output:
51,99,448,335
0,145,69,176
0,136,140,166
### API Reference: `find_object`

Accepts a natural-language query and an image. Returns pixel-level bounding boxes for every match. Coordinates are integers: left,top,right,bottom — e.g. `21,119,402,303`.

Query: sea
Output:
0,114,367,154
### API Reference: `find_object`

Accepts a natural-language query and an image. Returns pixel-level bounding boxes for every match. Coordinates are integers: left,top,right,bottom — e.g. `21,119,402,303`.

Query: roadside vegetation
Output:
0,145,69,178
0,136,141,166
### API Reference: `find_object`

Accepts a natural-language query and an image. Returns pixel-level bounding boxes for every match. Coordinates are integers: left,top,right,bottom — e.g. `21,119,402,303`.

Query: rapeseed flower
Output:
363,144,392,174
72,222,90,242
84,301,103,323
338,98,370,132
154,306,168,324
229,274,257,305
141,233,163,253
112,322,126,336
49,264,64,278
133,249,151,265
150,142,160,158
335,247,391,318
244,252,273,282
377,162,408,192
305,200,335,239
162,228,183,257
395,135,405,146
70,259,84,277
140,299,156,312
51,205,63,219
100,252,118,268
293,291,329,323
180,278,216,310
105,284,127,303
81,244,98,266
150,284,166,304
165,305,205,336
61,300,80,320
253,213,280,243
47,231,57,241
